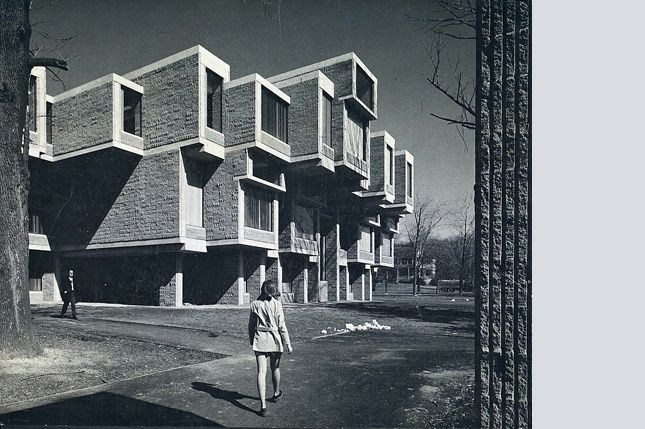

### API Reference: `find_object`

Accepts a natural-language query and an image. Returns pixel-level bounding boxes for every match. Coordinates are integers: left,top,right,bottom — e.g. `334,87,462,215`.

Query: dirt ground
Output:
0,283,476,427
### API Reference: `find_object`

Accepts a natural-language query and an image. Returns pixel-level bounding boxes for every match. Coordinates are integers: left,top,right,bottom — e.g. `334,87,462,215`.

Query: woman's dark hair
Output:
258,280,279,301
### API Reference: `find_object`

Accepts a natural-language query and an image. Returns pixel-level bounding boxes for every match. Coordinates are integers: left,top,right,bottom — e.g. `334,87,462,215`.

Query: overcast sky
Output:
33,0,475,237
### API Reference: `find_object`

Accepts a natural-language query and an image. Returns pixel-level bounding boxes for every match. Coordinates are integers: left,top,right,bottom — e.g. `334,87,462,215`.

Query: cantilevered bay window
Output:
261,87,288,142
245,187,274,231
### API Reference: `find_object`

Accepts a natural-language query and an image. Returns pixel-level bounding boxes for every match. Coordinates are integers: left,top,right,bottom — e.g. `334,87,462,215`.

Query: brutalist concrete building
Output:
26,46,415,307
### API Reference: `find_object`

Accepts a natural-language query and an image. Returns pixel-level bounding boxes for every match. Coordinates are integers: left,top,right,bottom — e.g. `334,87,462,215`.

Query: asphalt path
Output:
1,295,474,427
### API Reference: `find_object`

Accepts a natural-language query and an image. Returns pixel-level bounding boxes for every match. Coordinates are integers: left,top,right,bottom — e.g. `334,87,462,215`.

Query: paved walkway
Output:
0,294,474,427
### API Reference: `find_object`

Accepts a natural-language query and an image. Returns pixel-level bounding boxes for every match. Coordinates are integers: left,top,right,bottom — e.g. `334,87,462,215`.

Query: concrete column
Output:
174,254,183,307
345,267,350,300
277,255,283,294
260,256,266,287
366,268,373,301
237,249,245,306
302,263,308,304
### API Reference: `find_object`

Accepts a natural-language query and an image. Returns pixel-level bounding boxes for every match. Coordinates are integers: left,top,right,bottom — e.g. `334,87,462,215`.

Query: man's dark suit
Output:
60,275,77,318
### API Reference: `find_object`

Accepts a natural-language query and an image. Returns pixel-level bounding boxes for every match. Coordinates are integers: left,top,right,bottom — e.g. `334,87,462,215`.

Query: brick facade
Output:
128,55,200,149
28,46,414,309
52,82,113,156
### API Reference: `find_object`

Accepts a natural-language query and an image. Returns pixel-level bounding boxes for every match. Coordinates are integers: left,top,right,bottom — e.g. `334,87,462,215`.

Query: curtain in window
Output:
185,160,203,227
262,87,288,142
360,226,372,252
382,234,392,257
260,196,273,231
245,190,259,229
245,187,274,231
346,113,364,157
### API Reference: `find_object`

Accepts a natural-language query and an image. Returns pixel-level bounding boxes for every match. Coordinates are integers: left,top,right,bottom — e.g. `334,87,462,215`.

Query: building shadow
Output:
332,301,475,324
191,382,259,414
0,391,219,426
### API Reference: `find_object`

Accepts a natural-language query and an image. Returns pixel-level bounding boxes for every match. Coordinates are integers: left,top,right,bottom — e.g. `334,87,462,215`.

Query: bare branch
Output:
426,76,475,117
46,66,67,90
30,57,68,71
430,112,475,130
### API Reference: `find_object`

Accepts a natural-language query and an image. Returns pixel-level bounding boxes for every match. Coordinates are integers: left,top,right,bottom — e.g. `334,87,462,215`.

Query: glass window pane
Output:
261,87,288,142
207,70,223,132
356,66,374,110
123,87,142,136
346,112,364,157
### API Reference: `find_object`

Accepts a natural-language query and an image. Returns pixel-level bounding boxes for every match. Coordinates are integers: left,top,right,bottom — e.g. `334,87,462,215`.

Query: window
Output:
261,87,288,142
321,93,332,147
46,101,53,145
407,162,413,198
206,70,223,132
294,203,314,240
383,234,392,257
28,75,37,132
346,111,367,159
385,145,394,186
356,66,374,111
185,160,203,227
122,87,142,136
244,187,274,231
360,226,372,252
29,214,44,234
362,127,368,162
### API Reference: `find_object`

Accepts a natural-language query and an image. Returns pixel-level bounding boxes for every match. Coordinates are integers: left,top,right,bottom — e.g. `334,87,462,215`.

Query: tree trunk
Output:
0,0,41,358
459,238,466,296
412,245,418,295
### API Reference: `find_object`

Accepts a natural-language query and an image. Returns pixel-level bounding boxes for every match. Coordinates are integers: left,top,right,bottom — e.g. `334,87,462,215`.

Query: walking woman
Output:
248,280,293,416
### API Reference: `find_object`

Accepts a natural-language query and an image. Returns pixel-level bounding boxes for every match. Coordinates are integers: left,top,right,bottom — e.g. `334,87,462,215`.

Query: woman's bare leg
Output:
270,353,282,396
255,353,268,408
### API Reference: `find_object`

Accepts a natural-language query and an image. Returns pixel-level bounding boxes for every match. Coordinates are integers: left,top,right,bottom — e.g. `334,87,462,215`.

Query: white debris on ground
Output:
320,320,391,335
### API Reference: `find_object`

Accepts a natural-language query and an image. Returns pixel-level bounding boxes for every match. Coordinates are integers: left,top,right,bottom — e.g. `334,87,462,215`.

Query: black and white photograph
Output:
0,0,550,427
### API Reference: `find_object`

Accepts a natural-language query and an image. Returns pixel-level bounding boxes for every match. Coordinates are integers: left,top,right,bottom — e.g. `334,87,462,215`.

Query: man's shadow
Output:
191,382,259,414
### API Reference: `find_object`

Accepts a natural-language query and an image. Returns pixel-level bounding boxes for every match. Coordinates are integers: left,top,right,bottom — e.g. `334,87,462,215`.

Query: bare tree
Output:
408,0,475,147
451,194,474,295
405,195,445,295
0,0,67,358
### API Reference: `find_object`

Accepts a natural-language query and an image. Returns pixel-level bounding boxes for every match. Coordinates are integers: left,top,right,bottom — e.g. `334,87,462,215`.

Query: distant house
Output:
376,241,435,283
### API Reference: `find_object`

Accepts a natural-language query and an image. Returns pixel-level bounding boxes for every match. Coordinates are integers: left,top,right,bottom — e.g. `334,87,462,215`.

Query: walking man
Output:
59,269,78,319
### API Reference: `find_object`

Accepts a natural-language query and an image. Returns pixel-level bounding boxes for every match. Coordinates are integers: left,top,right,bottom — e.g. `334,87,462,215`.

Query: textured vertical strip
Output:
477,0,531,427
502,0,517,427
488,0,505,426
475,0,492,426
514,0,531,426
